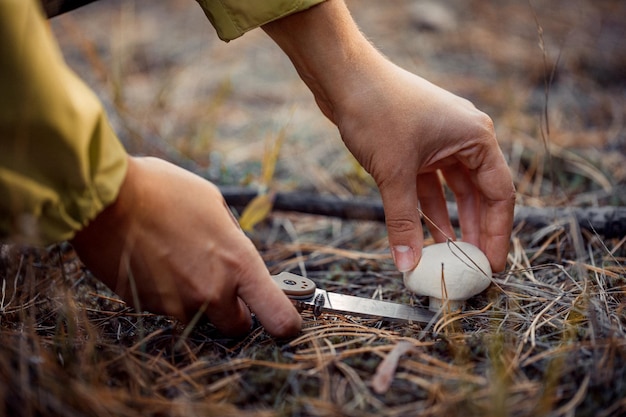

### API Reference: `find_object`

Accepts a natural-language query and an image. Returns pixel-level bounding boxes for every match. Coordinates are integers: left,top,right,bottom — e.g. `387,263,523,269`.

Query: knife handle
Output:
271,272,317,300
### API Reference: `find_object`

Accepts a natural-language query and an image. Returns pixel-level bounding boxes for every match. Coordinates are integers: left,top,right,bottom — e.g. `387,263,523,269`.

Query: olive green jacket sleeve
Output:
0,0,128,245
0,0,326,245
196,0,326,41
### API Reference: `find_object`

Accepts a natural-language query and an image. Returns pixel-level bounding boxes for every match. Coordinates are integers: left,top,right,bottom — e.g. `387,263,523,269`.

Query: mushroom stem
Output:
428,297,465,312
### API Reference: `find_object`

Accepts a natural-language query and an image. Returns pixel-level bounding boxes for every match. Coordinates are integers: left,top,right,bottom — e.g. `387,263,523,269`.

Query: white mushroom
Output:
403,241,492,312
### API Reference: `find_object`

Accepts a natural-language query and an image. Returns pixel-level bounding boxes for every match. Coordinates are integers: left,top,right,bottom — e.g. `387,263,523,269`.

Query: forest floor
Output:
1,0,625,416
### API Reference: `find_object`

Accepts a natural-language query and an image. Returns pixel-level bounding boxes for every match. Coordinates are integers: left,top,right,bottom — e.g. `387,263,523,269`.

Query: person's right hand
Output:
71,156,301,338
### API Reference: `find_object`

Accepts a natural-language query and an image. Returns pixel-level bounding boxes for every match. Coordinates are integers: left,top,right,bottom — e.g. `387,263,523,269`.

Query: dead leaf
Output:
371,341,416,394
238,193,275,232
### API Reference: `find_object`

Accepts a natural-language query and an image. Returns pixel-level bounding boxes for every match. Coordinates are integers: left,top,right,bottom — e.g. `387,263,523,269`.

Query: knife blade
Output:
272,272,435,324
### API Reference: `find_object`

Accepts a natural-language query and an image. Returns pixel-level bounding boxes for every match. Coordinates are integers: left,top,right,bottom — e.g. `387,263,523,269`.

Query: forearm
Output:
262,0,387,121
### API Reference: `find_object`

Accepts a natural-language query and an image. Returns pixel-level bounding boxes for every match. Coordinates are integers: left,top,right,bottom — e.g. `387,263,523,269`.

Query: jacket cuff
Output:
196,0,326,41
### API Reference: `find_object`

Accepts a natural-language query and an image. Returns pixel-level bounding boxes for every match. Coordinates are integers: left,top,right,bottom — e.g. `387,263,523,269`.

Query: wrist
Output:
70,155,139,288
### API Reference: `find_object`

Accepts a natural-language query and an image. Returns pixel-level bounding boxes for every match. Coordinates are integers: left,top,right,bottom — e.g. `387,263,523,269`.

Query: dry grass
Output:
2,0,625,416
1,222,625,416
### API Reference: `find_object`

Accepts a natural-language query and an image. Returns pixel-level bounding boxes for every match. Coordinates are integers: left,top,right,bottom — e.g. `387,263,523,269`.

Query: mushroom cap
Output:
403,241,492,302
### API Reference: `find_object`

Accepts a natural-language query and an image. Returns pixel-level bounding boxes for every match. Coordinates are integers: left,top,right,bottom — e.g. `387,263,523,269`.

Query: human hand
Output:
71,156,301,338
263,0,515,272
331,62,516,272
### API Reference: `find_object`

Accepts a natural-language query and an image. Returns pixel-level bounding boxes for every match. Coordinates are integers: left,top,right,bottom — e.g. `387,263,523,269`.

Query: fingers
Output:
473,152,516,272
440,165,481,246
234,261,303,338
481,198,515,272
201,206,303,339
187,173,302,338
450,134,515,272
202,294,254,338
377,175,424,272
417,153,513,273
202,279,301,339
440,164,514,272
415,172,455,243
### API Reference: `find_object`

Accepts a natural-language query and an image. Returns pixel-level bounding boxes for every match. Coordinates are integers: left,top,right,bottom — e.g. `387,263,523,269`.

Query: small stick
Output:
220,186,626,238
41,0,100,18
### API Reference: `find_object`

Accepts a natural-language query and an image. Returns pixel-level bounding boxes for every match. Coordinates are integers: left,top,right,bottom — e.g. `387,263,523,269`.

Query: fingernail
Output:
392,245,416,272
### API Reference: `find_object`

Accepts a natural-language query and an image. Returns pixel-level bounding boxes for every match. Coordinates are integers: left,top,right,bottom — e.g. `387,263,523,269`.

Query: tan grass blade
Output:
238,192,275,233
238,124,288,231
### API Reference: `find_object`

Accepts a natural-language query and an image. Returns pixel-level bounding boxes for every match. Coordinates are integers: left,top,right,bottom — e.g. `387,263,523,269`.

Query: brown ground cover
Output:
1,0,625,416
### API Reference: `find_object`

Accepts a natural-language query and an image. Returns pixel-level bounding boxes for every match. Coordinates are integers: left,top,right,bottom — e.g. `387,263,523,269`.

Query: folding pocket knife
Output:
272,272,435,323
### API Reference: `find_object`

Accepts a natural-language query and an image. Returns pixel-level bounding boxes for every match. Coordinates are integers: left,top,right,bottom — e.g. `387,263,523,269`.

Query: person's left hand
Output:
262,0,515,272
329,61,516,273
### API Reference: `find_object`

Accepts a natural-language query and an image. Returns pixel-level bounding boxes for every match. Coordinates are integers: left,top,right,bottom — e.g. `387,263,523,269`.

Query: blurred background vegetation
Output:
50,0,626,206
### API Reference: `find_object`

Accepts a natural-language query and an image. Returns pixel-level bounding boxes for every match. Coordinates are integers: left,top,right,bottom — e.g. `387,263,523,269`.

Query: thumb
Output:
378,178,424,272
232,240,303,338
239,270,303,338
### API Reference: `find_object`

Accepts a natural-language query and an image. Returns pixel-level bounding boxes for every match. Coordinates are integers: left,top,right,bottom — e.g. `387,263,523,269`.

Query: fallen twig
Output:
42,0,100,18
219,187,626,238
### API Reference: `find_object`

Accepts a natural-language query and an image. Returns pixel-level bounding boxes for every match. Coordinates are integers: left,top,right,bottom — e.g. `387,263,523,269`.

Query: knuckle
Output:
385,216,418,235
475,111,496,138
479,111,495,130
192,284,223,310
507,188,517,203
226,245,260,278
